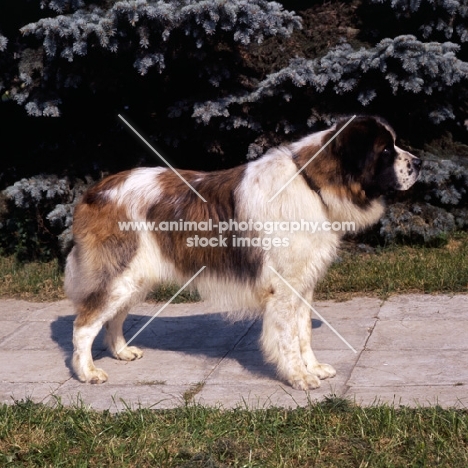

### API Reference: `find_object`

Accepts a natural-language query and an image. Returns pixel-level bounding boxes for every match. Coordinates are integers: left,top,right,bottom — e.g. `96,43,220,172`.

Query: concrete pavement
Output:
0,294,467,411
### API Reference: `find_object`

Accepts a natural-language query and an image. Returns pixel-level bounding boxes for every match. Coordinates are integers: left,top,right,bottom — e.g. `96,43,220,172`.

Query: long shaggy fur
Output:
65,115,421,389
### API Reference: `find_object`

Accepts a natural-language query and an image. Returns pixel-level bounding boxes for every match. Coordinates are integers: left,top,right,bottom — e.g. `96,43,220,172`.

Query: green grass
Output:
147,282,201,303
0,398,467,467
0,256,64,302
315,232,468,300
1,232,467,302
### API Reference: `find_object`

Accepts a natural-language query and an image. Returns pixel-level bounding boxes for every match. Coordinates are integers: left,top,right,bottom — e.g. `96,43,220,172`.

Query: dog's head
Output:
332,116,421,196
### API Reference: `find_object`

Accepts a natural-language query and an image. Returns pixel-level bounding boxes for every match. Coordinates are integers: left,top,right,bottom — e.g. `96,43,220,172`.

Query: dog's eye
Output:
381,147,393,157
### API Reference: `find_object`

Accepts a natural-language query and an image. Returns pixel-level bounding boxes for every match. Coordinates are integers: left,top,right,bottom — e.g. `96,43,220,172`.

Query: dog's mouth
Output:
394,153,422,191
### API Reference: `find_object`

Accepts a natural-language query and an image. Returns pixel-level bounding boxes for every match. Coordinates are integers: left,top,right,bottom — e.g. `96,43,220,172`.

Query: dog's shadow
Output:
51,311,323,382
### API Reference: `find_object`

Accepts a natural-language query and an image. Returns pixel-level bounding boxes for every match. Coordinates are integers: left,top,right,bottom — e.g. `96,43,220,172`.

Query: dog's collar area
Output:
291,152,327,207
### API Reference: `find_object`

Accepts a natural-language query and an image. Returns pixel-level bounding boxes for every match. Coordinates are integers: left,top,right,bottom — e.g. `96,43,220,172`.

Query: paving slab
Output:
346,386,468,408
348,350,468,386
45,382,190,411
196,383,314,409
365,320,468,350
0,299,52,321
0,294,467,410
0,350,71,383
379,294,468,320
0,382,62,405
0,321,23,341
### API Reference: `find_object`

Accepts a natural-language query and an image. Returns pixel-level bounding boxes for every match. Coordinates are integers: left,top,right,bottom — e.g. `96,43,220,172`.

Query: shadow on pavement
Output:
50,312,324,383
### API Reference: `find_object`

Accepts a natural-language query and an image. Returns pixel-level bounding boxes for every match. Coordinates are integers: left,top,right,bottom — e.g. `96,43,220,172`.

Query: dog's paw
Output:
116,346,144,361
76,367,108,384
88,368,109,384
308,363,336,380
290,373,321,390
73,352,109,384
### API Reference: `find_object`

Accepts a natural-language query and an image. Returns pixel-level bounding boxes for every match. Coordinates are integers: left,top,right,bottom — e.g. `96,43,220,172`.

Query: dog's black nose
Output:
414,158,422,169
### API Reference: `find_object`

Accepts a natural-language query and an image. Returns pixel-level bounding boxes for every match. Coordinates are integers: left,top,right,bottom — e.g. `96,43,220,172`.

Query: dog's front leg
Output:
260,293,321,390
296,298,336,380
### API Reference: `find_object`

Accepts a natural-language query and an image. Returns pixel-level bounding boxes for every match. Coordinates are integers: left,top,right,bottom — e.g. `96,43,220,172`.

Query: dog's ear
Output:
331,116,387,174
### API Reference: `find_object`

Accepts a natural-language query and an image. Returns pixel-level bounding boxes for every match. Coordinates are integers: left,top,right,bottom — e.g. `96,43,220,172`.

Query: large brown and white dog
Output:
65,116,421,390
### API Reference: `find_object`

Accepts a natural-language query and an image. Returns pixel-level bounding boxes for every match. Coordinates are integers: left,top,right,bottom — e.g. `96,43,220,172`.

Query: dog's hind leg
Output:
104,288,148,362
72,275,150,384
72,291,112,384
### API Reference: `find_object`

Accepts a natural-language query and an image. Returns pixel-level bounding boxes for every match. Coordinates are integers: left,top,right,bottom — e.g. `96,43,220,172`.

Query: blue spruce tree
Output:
1,0,468,257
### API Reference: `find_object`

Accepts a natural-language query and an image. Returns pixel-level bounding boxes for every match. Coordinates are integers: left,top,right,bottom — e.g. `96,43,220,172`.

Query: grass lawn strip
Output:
1,232,466,302
0,398,467,467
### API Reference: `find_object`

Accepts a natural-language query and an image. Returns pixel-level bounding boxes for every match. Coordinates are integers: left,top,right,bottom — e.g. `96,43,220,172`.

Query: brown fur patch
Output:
294,119,394,208
147,166,264,283
294,141,342,188
292,140,369,206
72,189,139,323
74,290,108,327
